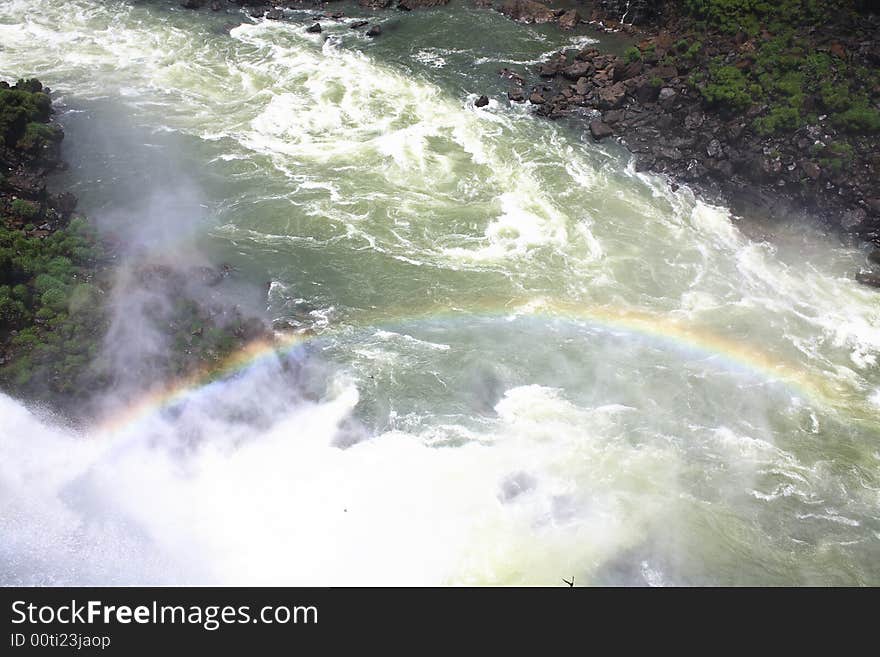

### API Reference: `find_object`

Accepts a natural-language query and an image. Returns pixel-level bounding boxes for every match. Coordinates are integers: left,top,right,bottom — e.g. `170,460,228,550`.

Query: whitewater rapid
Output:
0,0,878,585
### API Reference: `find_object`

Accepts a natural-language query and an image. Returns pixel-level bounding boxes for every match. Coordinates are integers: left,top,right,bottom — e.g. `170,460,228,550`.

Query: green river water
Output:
0,0,878,585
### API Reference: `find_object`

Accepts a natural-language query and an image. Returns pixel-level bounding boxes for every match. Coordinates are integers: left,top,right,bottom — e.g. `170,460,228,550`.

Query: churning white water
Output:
0,0,878,585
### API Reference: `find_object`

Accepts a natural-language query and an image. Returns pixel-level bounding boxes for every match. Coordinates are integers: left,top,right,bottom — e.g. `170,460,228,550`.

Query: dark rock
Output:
359,0,392,6
706,138,723,159
603,109,625,124
841,207,869,231
654,65,678,79
508,87,526,102
575,77,591,95
655,145,683,161
350,20,369,29
590,120,613,140
634,77,660,104
684,112,704,130
801,161,821,180
618,61,643,81
562,61,592,80
475,95,490,107
597,82,626,109
398,0,450,8
855,270,880,287
180,0,204,8
50,192,77,218
306,22,322,33
499,68,526,85
265,8,283,19
366,24,382,37
499,0,556,24
557,9,581,30
529,91,546,105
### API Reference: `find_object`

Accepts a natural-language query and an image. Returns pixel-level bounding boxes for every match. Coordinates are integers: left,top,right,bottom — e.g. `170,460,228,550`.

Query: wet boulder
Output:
397,0,451,8
529,91,546,104
855,270,880,288
557,9,581,30
590,120,613,140
499,0,556,24
597,82,626,109
562,61,592,81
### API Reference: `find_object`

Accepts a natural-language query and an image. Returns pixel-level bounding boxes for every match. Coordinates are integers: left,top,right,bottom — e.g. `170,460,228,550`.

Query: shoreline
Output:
184,0,880,284
0,79,272,417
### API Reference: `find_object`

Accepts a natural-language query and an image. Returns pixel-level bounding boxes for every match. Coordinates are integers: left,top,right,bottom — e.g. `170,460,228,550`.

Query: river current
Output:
0,0,878,585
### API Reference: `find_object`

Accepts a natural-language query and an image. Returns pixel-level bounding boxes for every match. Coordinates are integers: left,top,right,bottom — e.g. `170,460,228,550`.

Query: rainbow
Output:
94,298,859,435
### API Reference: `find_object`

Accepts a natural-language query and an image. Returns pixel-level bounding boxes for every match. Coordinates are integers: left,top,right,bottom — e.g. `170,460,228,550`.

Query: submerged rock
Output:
855,270,880,288
475,94,490,107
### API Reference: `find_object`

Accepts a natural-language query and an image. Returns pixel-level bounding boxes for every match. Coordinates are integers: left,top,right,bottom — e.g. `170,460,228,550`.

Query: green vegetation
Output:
0,216,108,396
661,3,880,137
168,298,241,376
624,46,641,63
0,79,55,151
10,199,38,219
815,141,855,174
682,0,839,35
700,63,757,112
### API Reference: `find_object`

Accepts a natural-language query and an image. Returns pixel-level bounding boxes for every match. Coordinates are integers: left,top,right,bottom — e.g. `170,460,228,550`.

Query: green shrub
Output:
701,64,754,111
754,105,802,134
0,85,52,148
820,83,854,112
684,41,703,59
40,287,68,313
624,46,641,63
682,0,836,35
10,199,38,219
17,121,60,151
68,283,98,316
832,105,880,132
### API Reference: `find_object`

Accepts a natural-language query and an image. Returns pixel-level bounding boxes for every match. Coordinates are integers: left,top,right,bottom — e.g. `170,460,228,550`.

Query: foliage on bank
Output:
621,1,880,139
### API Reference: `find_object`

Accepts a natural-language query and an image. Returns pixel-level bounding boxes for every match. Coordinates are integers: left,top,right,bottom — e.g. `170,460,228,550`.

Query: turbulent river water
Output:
1,0,879,585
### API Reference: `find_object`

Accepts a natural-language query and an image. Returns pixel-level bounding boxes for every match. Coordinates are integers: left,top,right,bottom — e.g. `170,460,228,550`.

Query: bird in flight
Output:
562,577,574,587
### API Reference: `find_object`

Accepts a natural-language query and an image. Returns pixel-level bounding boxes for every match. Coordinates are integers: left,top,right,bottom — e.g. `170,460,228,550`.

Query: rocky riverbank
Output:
182,0,880,285
503,1,880,286
0,77,272,416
